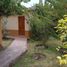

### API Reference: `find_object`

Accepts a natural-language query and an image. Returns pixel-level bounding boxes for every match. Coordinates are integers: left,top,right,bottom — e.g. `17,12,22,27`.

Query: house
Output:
2,16,30,38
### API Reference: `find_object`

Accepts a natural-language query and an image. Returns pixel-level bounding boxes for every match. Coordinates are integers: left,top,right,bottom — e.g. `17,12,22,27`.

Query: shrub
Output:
57,54,67,65
56,15,67,52
56,15,67,65
56,15,67,42
30,15,49,41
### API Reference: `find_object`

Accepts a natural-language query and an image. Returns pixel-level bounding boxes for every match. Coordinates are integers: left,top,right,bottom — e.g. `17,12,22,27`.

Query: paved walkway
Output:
0,37,27,67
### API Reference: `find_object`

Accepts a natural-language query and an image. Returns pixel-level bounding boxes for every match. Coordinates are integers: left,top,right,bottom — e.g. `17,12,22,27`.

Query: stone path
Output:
0,37,27,67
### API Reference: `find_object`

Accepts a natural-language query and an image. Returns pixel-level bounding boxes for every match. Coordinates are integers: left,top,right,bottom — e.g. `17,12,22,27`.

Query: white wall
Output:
6,16,18,30
2,16,30,31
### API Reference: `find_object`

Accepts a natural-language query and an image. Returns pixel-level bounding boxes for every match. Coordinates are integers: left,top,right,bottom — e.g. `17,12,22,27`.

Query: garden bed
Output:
13,38,67,67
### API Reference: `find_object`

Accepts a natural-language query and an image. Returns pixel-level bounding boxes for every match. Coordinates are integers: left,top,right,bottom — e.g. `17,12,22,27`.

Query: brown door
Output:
18,16,25,35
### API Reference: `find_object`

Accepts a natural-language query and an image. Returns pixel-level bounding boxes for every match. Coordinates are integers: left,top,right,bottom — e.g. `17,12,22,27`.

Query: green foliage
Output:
29,4,58,40
56,15,67,65
46,0,67,18
62,42,67,49
56,15,67,42
0,0,30,16
45,0,67,30
57,54,67,65
29,0,67,41
56,15,67,54
30,14,50,40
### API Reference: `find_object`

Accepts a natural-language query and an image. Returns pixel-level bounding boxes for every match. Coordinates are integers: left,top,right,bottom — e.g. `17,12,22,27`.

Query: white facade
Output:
2,16,30,31
6,16,18,30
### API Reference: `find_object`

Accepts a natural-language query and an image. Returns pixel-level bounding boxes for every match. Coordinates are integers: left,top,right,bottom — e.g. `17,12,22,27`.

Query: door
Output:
18,16,25,35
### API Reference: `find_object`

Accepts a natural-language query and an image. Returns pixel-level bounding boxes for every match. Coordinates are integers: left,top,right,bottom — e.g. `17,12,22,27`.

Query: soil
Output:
35,44,48,49
32,53,46,60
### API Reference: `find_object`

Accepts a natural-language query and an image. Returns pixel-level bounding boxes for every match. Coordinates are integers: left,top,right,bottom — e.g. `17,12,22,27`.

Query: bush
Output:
57,54,67,65
30,15,49,42
56,15,67,66
56,15,67,54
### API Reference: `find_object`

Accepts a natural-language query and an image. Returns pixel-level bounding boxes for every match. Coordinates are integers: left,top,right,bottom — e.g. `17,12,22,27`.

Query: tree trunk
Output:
0,16,3,48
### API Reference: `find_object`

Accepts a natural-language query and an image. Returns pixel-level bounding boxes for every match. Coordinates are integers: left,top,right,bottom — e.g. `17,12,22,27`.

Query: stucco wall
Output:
6,16,18,30
2,16,30,31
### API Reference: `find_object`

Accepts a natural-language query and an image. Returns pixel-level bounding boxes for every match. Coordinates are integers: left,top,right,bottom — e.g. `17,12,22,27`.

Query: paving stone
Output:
0,37,27,67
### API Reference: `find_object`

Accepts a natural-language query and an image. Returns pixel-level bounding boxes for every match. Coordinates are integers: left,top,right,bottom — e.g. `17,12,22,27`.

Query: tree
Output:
29,4,58,40
29,0,67,45
39,0,43,5
45,0,67,19
0,0,30,16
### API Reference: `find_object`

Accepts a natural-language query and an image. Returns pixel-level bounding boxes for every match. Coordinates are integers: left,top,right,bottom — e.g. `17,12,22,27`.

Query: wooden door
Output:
18,16,25,35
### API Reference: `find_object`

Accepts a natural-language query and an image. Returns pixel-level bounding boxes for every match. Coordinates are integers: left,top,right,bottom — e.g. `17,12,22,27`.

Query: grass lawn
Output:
13,38,67,67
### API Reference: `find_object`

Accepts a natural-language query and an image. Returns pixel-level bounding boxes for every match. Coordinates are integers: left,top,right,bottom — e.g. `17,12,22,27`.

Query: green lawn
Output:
13,38,67,67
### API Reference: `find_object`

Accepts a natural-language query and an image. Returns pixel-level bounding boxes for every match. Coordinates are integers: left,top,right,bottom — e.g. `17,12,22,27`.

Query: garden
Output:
0,0,67,67
13,38,62,67
13,0,67,67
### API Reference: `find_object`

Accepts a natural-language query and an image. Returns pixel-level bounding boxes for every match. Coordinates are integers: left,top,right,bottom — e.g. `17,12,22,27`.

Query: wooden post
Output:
0,16,3,48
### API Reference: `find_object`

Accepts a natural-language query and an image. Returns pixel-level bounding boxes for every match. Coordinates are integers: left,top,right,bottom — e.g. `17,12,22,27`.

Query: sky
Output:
21,0,45,8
